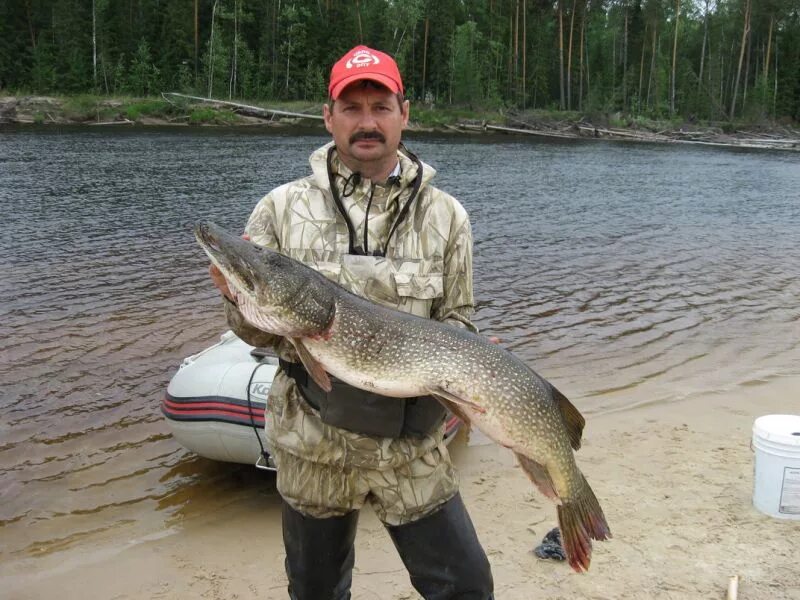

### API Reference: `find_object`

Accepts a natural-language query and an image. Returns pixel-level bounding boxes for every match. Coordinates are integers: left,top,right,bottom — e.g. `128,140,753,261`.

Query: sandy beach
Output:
3,374,799,600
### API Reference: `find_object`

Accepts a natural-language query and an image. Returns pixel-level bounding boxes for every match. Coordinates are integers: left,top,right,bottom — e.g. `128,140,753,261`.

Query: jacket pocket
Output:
393,272,444,300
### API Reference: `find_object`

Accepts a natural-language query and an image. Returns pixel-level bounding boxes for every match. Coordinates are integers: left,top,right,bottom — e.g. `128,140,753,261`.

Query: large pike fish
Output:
196,222,611,572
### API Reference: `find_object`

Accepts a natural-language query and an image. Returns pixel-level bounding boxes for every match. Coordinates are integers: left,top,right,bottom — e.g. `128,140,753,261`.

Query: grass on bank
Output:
24,94,243,124
2,93,795,134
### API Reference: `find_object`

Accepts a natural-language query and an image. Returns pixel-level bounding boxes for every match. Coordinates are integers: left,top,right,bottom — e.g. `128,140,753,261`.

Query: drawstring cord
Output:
341,170,361,197
338,170,377,256
362,184,376,255
327,147,360,254
246,359,270,465
382,146,423,256
325,144,423,257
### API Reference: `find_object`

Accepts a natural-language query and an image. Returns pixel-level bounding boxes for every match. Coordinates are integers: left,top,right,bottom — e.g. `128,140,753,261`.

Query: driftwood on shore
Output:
161,92,323,122
90,118,133,126
458,116,800,151
458,121,576,139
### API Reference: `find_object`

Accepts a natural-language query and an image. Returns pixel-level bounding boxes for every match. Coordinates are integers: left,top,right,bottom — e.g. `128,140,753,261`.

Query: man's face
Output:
324,82,409,171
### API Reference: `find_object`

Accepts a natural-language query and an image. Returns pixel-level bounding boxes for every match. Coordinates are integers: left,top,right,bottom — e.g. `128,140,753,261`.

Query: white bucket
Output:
752,414,800,520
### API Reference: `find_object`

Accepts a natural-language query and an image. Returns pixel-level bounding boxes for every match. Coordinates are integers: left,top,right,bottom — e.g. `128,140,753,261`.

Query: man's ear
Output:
323,102,334,134
401,99,410,128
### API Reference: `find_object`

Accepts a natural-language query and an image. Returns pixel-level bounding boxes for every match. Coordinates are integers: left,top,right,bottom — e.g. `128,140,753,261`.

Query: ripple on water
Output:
1,128,799,560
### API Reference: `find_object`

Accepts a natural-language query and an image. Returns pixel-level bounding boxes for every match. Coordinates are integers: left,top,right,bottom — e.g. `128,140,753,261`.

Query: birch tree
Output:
670,0,680,116
730,0,752,118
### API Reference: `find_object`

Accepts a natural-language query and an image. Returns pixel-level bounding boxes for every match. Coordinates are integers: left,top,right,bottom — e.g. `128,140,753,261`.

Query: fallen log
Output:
670,138,799,151
161,93,323,121
735,138,799,146
458,123,578,139
90,119,134,125
577,125,668,141
483,123,577,139
455,118,798,151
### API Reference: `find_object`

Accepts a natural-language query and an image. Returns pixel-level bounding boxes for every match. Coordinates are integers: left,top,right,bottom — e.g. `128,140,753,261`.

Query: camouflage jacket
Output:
225,141,476,469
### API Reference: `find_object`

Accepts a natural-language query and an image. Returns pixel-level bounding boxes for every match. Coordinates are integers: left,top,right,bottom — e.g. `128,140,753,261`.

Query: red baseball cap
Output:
328,45,404,100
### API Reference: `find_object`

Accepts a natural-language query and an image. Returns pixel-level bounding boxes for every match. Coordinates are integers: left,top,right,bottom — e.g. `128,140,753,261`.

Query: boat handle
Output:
255,454,277,472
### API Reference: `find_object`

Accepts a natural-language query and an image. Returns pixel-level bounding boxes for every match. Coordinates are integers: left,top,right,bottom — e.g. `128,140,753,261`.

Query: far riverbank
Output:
2,93,798,151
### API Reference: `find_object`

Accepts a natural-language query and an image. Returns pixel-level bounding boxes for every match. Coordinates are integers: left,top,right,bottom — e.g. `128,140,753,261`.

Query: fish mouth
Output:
194,222,256,298
194,222,309,337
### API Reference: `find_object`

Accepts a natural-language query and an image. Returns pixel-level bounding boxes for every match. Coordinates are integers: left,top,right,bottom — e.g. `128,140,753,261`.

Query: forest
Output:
1,0,799,122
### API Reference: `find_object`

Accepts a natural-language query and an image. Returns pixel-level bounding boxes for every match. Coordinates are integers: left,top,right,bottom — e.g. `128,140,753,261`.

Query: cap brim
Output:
330,73,401,100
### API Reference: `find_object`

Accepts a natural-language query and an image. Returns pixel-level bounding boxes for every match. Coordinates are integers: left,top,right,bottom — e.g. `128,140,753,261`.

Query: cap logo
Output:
346,50,380,69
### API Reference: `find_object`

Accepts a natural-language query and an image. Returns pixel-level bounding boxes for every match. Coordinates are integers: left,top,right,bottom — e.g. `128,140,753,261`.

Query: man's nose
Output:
358,110,378,129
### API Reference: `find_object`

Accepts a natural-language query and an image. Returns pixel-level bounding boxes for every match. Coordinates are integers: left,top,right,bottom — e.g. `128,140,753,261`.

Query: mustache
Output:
349,131,386,144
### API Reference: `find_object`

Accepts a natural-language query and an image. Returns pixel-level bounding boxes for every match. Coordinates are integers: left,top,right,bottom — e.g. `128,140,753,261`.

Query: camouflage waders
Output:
226,142,493,599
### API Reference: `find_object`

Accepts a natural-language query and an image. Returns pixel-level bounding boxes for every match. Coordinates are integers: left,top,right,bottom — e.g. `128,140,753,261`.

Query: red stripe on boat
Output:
164,407,266,423
163,397,263,416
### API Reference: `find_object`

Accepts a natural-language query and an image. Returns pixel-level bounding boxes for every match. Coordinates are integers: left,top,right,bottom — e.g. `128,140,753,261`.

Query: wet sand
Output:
4,375,799,600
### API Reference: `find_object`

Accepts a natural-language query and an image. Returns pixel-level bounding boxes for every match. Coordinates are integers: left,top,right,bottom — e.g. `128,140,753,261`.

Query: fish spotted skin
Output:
196,222,611,572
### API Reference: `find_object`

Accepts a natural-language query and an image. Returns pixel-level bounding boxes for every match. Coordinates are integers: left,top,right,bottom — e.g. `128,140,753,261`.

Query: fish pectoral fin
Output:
426,388,474,431
426,386,486,415
291,338,332,393
550,383,585,451
514,453,559,501
430,395,472,431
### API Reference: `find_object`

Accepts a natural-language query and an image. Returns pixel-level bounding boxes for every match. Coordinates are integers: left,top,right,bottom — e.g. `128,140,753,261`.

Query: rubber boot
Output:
281,501,359,600
386,493,494,600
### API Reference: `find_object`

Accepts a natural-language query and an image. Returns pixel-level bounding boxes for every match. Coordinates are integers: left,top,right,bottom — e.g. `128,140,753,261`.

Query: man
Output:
211,45,494,600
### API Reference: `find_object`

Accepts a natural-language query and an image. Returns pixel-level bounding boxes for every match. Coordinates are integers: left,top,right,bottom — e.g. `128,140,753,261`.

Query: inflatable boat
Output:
162,331,461,469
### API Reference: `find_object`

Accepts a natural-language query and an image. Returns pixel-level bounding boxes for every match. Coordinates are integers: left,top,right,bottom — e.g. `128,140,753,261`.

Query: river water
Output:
1,126,799,565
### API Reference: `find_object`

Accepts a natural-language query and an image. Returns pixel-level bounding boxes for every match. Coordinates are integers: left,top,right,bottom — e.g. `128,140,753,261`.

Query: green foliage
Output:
452,22,483,107
110,54,127,95
411,106,503,128
127,39,160,96
189,108,216,123
125,100,173,121
31,39,57,93
1,0,798,123
278,3,313,99
303,62,326,101
62,95,101,120
189,107,239,124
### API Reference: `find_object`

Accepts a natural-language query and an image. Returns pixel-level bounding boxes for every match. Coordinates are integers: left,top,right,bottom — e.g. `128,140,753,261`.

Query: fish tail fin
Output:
550,384,585,450
557,473,612,573
514,452,558,500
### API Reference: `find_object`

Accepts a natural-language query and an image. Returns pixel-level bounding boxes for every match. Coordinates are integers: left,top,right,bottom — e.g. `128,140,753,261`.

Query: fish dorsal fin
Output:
550,384,585,450
291,338,332,392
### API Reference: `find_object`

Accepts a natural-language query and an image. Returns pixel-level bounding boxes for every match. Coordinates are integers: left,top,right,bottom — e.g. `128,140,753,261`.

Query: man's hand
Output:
209,233,250,303
488,336,501,345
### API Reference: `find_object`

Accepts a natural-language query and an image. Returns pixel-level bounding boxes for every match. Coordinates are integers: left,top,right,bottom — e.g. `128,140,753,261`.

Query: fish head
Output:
194,222,334,337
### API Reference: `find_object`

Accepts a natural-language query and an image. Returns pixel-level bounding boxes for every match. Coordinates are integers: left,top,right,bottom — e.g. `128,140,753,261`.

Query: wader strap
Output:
279,359,446,439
